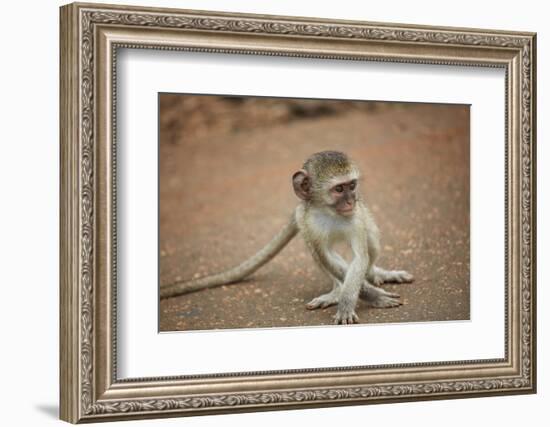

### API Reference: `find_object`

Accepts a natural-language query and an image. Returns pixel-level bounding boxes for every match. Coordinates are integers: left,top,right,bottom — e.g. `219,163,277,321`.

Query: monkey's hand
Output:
334,297,359,325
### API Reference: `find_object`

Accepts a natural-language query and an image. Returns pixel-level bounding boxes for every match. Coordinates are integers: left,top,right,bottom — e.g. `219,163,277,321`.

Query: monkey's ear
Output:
292,169,311,200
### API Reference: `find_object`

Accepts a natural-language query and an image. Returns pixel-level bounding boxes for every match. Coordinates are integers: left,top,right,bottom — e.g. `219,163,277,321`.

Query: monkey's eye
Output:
334,185,344,193
350,182,356,191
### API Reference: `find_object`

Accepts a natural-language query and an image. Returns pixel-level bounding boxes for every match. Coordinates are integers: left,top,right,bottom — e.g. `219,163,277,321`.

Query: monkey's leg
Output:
367,266,414,286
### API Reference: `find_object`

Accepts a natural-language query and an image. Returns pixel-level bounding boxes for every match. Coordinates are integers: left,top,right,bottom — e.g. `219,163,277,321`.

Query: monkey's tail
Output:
159,214,299,299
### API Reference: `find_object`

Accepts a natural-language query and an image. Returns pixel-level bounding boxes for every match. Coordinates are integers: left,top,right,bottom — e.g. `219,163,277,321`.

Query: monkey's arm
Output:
160,213,299,299
306,250,402,311
304,241,347,283
333,239,369,324
301,233,365,324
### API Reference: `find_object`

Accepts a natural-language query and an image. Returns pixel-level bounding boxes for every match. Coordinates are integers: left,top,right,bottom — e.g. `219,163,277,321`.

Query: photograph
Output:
158,94,470,331
57,3,536,422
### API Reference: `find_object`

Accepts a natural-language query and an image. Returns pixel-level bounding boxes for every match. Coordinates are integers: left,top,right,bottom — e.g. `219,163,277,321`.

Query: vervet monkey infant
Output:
161,151,413,324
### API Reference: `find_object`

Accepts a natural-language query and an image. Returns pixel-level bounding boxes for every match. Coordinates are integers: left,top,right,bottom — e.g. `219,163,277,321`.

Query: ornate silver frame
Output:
60,2,536,423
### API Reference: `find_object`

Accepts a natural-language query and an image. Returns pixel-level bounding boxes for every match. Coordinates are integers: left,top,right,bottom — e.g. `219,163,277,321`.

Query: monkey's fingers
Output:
334,310,359,325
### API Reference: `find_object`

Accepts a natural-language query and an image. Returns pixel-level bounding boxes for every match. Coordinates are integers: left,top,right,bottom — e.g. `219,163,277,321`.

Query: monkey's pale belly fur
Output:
305,206,358,244
160,151,413,324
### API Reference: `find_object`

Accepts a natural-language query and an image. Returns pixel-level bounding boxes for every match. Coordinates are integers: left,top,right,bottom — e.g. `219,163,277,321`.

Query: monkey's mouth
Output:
337,206,355,216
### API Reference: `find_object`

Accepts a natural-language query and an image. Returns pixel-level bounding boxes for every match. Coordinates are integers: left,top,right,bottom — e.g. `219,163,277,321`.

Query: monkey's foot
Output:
360,285,402,308
369,268,414,285
306,291,340,310
387,270,414,284
365,293,402,308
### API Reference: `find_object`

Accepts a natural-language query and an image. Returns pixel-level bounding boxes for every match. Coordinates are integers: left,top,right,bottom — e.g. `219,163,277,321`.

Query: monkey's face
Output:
328,178,358,217
292,163,360,217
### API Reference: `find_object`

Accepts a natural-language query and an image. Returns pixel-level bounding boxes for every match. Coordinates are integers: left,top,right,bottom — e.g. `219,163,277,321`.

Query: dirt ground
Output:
158,96,470,332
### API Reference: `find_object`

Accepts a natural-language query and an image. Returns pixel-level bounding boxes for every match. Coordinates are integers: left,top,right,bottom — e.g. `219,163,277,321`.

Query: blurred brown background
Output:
158,94,470,332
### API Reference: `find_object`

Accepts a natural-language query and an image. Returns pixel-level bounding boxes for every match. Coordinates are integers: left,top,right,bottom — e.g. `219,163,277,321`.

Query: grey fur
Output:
160,215,298,298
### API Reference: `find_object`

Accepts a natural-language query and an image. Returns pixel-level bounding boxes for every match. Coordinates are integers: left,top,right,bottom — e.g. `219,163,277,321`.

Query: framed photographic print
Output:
60,2,537,423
